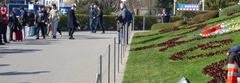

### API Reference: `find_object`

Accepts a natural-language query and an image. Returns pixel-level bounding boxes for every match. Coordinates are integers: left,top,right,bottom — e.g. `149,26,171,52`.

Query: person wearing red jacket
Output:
1,5,9,43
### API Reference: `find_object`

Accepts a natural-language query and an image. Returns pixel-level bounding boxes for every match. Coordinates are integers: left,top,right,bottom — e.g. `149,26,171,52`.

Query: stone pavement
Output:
0,31,120,83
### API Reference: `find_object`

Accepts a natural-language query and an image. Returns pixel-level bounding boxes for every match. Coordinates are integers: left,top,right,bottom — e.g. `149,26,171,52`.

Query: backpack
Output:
126,10,133,24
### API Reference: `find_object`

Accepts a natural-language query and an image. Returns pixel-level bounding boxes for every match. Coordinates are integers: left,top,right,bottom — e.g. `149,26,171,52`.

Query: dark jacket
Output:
9,12,21,31
36,10,48,24
20,11,28,26
67,9,78,28
97,8,103,18
90,8,97,20
28,12,35,26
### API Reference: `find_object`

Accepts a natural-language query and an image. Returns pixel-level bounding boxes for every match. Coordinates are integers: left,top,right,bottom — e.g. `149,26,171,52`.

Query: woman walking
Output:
49,4,60,39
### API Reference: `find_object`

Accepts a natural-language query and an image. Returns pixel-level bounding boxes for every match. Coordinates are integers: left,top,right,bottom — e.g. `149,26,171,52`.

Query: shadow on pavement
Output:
23,39,52,45
0,64,10,67
0,71,50,76
73,35,112,40
0,49,42,54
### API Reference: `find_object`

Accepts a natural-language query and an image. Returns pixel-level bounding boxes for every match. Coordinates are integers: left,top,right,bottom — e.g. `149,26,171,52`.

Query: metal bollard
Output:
118,39,120,72
108,45,111,83
100,55,103,83
114,38,116,83
143,16,146,31
121,42,123,64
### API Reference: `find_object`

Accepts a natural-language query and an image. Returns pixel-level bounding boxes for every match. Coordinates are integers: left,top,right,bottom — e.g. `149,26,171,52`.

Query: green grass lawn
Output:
123,16,240,83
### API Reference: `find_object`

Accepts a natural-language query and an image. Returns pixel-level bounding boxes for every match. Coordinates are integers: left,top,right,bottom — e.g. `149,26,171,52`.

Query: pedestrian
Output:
116,3,128,44
0,6,4,45
96,5,105,34
9,8,20,41
226,45,240,83
67,4,78,39
36,6,48,39
125,8,133,44
19,7,28,39
1,5,9,43
89,3,97,33
49,4,60,39
46,7,52,36
28,10,36,37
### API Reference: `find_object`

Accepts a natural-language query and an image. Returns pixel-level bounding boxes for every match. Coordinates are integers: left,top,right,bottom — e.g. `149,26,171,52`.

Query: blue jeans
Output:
51,21,59,37
90,19,95,32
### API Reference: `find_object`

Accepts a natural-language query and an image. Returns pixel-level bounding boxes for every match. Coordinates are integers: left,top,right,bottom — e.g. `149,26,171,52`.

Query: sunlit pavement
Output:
0,31,117,83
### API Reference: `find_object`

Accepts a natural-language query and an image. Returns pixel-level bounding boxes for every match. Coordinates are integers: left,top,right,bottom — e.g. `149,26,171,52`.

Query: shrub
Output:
219,4,240,16
59,15,162,31
59,15,117,31
187,11,218,25
61,14,184,31
134,16,161,30
177,11,207,21
151,20,186,31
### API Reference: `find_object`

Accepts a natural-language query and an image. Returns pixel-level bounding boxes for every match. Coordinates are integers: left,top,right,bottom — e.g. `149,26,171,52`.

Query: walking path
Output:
0,31,119,83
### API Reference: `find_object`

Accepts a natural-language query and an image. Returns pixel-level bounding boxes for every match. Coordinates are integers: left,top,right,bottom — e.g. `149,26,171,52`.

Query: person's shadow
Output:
0,71,50,76
0,49,42,54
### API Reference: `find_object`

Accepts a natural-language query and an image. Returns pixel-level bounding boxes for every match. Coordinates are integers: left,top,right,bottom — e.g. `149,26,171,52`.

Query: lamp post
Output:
173,0,177,15
202,0,204,11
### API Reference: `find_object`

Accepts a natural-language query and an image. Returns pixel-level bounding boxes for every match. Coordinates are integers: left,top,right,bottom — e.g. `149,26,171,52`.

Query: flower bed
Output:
200,17,240,36
130,36,183,51
133,33,159,39
159,27,182,34
169,39,233,61
159,36,215,52
174,24,206,36
202,59,227,83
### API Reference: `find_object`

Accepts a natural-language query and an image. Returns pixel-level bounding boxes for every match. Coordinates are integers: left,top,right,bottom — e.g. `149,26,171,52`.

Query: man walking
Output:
96,5,105,34
9,8,18,41
36,6,47,39
89,3,97,33
19,7,28,39
117,3,128,44
67,4,78,39
28,10,35,37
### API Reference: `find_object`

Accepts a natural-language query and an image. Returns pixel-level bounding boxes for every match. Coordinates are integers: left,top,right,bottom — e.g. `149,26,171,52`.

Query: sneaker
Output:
53,36,56,39
69,37,75,40
0,43,5,45
36,37,39,40
4,41,10,43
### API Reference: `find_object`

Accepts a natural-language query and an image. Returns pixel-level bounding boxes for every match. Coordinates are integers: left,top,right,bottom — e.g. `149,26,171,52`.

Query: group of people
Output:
89,3,105,33
0,3,78,45
0,2,132,45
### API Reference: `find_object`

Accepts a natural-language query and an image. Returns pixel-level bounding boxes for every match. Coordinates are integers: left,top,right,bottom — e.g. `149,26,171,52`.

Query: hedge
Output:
151,20,186,31
219,4,240,16
59,15,117,31
187,11,218,25
59,15,182,31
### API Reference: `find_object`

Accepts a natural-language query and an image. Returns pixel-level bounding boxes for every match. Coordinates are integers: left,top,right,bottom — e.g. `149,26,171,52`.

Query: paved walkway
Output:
0,31,118,83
